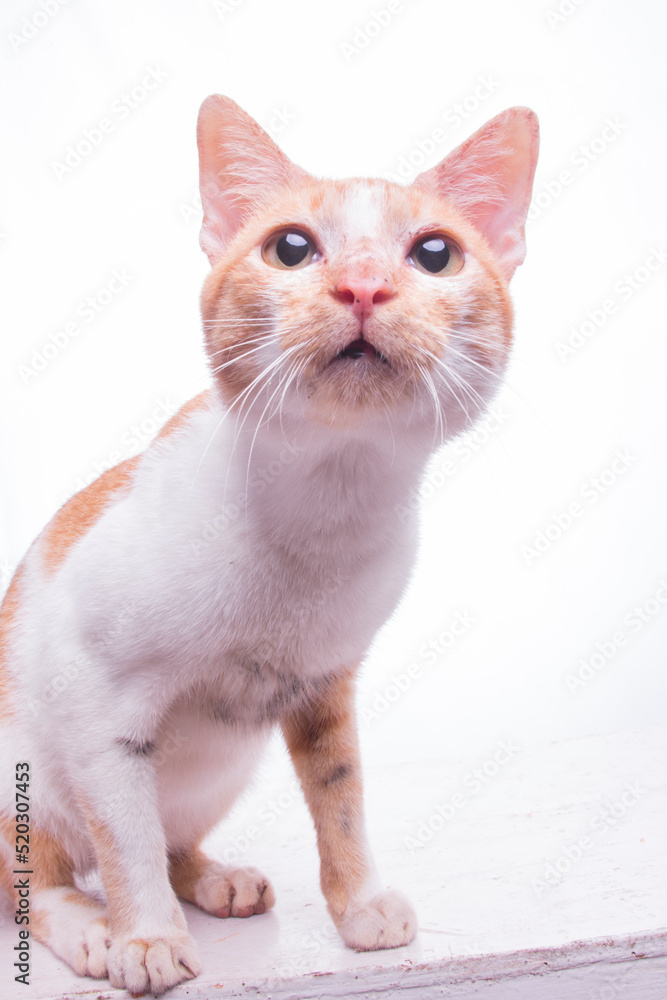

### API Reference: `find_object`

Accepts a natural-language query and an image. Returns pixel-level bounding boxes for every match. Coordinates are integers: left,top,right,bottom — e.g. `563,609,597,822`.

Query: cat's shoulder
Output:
152,389,216,446
31,389,216,580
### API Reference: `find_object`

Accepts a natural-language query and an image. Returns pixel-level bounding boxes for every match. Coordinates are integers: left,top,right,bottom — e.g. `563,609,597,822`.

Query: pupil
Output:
277,232,310,267
417,237,450,273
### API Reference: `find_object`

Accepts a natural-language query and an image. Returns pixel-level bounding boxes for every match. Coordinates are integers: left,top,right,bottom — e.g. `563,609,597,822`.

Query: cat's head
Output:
197,96,538,443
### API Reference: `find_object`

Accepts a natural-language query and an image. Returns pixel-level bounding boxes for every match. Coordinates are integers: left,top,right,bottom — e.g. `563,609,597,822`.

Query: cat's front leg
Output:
281,672,417,951
77,737,201,994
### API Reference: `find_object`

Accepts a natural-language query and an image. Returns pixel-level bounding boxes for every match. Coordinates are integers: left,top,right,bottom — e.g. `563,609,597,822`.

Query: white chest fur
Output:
41,401,429,729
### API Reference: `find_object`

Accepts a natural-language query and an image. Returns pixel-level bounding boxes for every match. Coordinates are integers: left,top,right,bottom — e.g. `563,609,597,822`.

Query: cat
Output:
0,95,538,994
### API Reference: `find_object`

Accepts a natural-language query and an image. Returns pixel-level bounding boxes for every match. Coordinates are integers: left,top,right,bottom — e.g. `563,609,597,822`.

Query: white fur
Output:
339,182,384,246
4,403,426,809
0,399,432,960
0,95,538,993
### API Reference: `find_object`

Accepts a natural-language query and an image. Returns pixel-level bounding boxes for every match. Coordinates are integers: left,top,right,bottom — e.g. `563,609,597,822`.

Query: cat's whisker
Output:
241,347,303,524
381,398,397,465
438,339,588,469
406,376,419,430
215,351,295,506
229,348,291,419
445,331,545,379
201,318,275,326
433,358,487,416
264,359,300,442
209,341,280,377
418,342,495,417
215,358,288,495
444,335,510,373
228,345,298,500
276,356,307,439
208,332,281,359
413,344,477,436
414,359,446,448
208,341,282,394
205,338,296,508
256,353,300,436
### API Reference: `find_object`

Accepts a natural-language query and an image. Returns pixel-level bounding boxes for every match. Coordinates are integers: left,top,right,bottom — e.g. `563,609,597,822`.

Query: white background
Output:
1,0,666,774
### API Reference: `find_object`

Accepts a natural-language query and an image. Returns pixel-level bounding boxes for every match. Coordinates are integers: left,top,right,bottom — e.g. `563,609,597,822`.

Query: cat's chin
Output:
293,380,438,440
294,357,495,444
299,354,406,429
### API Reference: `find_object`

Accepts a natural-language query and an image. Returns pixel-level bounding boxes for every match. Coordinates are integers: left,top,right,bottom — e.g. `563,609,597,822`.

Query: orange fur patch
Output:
282,671,368,920
0,815,73,898
62,889,101,908
0,564,25,716
31,826,74,890
83,809,135,934
154,390,212,443
41,456,140,576
168,846,209,904
0,814,19,893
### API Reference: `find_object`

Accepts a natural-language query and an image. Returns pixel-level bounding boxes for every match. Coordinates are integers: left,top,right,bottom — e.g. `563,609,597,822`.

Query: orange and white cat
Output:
0,96,538,994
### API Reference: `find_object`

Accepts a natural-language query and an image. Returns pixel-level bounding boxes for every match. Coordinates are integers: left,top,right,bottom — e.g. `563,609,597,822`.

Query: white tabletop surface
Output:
1,727,665,998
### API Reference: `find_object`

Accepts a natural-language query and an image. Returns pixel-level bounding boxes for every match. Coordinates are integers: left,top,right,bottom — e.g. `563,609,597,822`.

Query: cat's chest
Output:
184,536,407,680
189,655,337,727
79,417,420,688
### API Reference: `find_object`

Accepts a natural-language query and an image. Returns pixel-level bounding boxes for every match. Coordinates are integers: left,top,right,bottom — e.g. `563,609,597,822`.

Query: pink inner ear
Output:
197,95,307,265
414,108,539,281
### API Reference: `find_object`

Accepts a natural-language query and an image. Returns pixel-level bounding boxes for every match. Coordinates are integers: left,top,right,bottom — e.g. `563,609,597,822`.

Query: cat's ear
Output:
197,95,307,265
413,108,539,282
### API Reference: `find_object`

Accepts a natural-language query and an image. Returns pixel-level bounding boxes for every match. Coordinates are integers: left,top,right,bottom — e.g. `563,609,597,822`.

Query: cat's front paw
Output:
338,890,417,951
107,929,200,995
194,861,276,918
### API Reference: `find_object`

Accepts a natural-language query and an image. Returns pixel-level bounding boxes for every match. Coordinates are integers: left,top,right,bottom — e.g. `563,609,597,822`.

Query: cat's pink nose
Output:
334,274,396,322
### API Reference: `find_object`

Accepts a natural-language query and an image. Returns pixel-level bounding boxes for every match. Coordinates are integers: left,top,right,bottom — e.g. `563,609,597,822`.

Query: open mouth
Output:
335,338,388,363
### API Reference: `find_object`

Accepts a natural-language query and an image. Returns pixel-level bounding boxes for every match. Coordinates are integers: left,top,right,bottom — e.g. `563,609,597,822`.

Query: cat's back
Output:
0,391,223,704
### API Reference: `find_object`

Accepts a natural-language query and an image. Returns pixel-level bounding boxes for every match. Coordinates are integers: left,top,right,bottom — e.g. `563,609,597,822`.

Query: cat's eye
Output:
262,229,316,270
408,235,464,276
